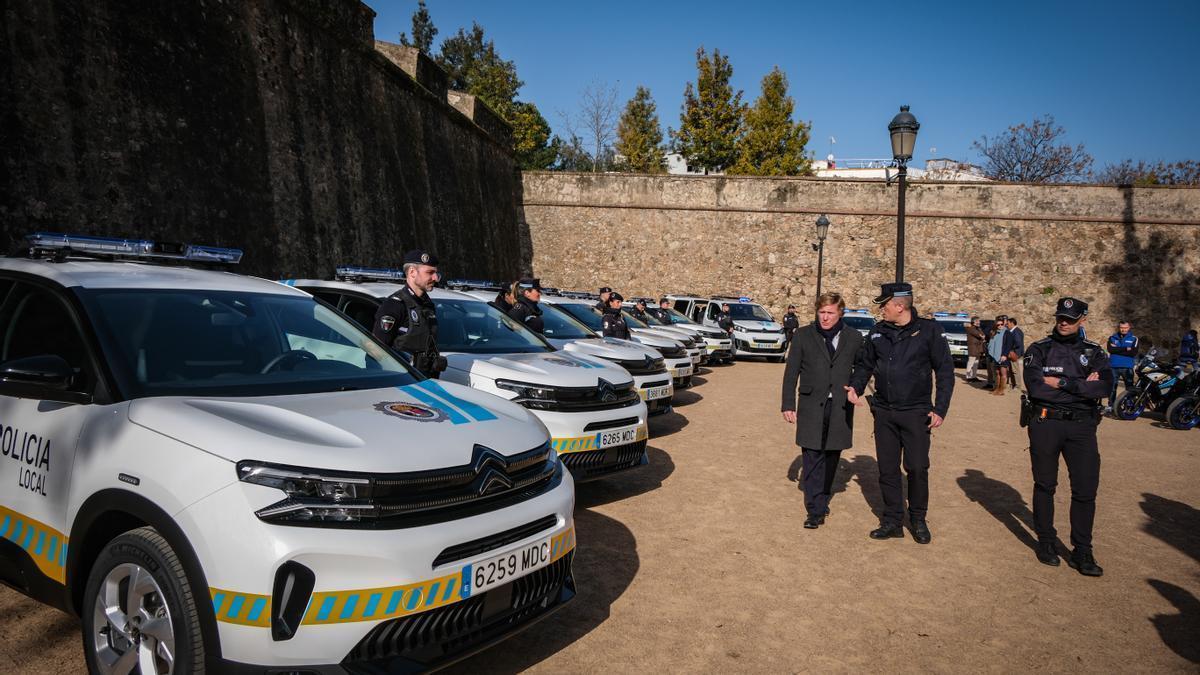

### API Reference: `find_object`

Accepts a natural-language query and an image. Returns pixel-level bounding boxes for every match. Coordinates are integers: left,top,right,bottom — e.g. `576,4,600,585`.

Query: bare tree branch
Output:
973,115,1093,183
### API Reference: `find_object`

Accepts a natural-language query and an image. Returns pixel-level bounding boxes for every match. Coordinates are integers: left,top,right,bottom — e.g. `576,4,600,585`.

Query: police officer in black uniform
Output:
717,302,734,335
493,281,516,315
1021,297,1110,576
601,292,630,339
594,287,612,313
372,249,446,378
847,282,954,544
507,278,545,334
629,299,651,324
782,304,800,346
648,297,674,323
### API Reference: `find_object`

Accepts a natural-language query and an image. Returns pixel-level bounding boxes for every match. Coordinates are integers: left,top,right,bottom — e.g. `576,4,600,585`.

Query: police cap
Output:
517,277,541,290
599,286,612,294
873,282,913,304
608,291,624,303
403,249,438,266
1055,296,1088,320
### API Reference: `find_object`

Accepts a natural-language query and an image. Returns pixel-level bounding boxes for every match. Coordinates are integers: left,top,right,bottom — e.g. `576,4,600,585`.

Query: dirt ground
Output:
3,361,1198,673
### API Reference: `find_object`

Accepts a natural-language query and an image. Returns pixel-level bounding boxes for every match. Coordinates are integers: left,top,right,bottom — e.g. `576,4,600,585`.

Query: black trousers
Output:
873,408,931,524
801,448,842,515
1028,417,1101,551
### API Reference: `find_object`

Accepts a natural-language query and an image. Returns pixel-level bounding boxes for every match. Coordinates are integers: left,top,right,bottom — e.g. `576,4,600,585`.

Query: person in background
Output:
601,292,631,339
988,316,1009,396
1005,317,1026,395
594,287,612,313
507,278,545,334
629,299,652,323
965,316,986,382
492,281,516,314
1106,321,1139,411
782,305,800,347
717,303,734,335
1177,329,1197,373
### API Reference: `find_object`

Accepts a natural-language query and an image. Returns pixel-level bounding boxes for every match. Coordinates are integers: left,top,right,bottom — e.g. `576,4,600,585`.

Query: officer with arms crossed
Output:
372,249,446,378
847,282,954,544
1022,297,1111,576
602,292,630,339
508,278,545,334
1105,320,1138,412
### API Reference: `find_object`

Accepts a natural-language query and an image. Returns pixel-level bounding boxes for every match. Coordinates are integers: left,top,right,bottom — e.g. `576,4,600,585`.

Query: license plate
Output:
691,355,701,364
641,385,672,400
468,535,554,595
598,425,639,448
673,365,693,378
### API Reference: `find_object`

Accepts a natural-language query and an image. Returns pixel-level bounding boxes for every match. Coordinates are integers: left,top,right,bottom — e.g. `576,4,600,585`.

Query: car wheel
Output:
83,527,206,675
1114,391,1144,421
1165,396,1200,430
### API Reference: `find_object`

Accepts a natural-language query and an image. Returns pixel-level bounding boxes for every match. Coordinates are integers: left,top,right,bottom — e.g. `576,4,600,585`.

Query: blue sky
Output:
365,0,1199,169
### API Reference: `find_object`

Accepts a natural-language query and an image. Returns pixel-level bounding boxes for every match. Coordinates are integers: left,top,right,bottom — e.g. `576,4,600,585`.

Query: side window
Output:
341,297,380,333
0,284,93,392
673,300,689,313
309,290,343,307
706,303,720,321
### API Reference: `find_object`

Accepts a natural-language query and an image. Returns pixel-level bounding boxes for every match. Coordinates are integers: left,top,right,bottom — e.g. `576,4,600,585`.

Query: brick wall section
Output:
0,0,523,281
521,173,1200,349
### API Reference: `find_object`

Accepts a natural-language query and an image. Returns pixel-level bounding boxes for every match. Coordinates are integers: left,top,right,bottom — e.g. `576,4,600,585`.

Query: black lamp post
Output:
815,214,831,297
888,105,920,283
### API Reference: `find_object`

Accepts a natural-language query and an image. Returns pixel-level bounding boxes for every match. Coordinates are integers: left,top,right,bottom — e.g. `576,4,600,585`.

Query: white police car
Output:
641,304,735,365
455,287,674,416
0,235,577,672
542,296,696,389
684,295,786,362
619,308,706,367
933,312,971,366
843,308,877,337
287,271,651,482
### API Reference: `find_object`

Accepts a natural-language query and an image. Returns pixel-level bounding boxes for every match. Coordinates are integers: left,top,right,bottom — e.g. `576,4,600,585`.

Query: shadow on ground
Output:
1147,579,1200,664
671,389,703,407
575,446,675,509
648,410,688,439
1140,493,1199,563
957,468,1039,552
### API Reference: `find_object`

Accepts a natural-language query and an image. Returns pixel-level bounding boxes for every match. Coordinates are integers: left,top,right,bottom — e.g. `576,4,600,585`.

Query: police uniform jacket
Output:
646,308,671,323
372,284,439,357
508,297,544,334
1105,332,1138,370
782,312,800,337
601,307,630,339
1024,332,1113,412
629,309,651,324
717,311,734,332
780,323,864,450
493,290,513,315
850,317,955,418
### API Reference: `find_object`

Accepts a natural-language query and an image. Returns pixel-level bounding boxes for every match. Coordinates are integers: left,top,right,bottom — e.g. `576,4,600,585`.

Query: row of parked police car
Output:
0,233,802,674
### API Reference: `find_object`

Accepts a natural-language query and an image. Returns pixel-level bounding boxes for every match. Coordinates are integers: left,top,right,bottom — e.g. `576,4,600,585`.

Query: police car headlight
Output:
495,379,558,410
238,462,376,524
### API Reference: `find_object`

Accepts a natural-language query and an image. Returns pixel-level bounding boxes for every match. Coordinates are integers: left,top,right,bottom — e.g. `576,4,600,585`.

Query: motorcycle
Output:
1114,349,1187,421
1164,367,1200,430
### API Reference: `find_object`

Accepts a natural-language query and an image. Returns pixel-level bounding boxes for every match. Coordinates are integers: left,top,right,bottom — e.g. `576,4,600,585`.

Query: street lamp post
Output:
815,214,831,298
888,105,920,283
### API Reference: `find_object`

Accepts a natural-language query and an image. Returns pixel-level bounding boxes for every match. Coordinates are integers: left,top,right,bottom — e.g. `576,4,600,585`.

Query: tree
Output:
728,67,811,176
510,102,557,170
615,86,665,173
399,0,437,53
670,47,746,174
551,134,592,172
973,115,1093,183
1093,159,1200,185
560,81,620,172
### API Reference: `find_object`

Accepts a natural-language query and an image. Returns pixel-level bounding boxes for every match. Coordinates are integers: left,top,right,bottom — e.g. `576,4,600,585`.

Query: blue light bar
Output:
934,312,949,317
184,244,243,264
335,265,404,281
27,232,242,264
447,278,503,290
739,297,751,303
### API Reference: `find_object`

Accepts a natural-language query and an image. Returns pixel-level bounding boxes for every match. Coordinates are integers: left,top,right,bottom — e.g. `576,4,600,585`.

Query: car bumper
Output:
178,470,577,667
536,402,650,481
733,337,785,356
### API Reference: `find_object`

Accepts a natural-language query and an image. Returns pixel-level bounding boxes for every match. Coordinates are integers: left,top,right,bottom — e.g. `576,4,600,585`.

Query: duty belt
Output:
1033,404,1098,421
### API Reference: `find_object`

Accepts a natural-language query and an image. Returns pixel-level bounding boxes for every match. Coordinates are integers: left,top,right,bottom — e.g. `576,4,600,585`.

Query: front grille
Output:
560,440,647,480
584,416,639,432
615,356,667,375
344,553,575,667
640,379,670,389
432,515,558,568
657,346,686,358
540,382,641,412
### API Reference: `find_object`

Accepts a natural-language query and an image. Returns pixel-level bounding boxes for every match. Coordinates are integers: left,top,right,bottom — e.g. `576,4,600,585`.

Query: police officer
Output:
508,278,544,334
782,304,800,345
372,249,446,378
493,281,517,315
595,287,612,313
601,292,630,339
1022,297,1110,576
629,299,651,323
847,282,955,544
717,302,734,335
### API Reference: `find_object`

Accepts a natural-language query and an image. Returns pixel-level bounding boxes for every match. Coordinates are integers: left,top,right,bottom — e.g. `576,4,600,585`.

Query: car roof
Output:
0,258,306,295
284,278,477,301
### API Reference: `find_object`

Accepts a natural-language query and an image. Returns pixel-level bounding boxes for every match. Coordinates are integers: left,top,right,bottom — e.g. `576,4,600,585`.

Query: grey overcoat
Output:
780,323,864,450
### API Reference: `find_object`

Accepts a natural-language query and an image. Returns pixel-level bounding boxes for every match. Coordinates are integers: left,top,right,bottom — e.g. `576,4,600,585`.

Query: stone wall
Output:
0,0,523,281
521,173,1200,349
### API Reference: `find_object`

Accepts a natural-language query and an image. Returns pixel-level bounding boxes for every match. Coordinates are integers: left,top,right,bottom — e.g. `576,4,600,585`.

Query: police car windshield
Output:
554,303,605,332
663,309,697,325
635,310,668,326
727,304,774,321
937,320,969,334
843,316,875,329
538,303,595,340
620,310,650,329
81,289,418,398
432,298,552,354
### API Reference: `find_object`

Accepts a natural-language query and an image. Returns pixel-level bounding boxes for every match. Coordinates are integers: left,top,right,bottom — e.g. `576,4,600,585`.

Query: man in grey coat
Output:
781,292,865,529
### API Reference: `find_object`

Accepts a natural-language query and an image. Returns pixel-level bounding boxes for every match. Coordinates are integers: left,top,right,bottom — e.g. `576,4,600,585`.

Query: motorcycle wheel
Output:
1165,396,1200,430
1114,391,1145,420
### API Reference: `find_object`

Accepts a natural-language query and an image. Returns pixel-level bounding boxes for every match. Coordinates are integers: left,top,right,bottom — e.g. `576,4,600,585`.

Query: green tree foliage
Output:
729,67,811,176
615,86,665,173
671,47,745,173
399,0,438,53
551,135,591,171
1093,159,1200,185
510,102,557,170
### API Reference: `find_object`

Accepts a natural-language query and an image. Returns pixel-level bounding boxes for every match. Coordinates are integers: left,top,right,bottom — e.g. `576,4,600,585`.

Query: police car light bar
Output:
335,265,404,282
446,279,503,291
27,232,242,264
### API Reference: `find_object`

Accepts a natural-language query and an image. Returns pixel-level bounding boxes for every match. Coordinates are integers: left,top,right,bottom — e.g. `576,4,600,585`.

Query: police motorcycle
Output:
1,235,578,672
288,269,651,482
1113,348,1187,421
452,283,674,416
1163,368,1200,430
542,295,697,389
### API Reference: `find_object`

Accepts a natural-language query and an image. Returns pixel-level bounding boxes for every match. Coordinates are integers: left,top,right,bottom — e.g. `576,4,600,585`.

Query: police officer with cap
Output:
595,287,612,312
1021,297,1111,576
782,304,800,346
508,278,545,334
629,299,651,323
717,302,734,335
847,282,954,544
602,292,630,339
372,249,446,378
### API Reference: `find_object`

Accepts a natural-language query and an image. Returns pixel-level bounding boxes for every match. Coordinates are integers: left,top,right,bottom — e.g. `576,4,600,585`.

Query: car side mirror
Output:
0,354,75,390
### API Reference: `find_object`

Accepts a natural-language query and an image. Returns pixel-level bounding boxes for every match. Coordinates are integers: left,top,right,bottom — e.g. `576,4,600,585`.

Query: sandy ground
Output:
3,361,1198,673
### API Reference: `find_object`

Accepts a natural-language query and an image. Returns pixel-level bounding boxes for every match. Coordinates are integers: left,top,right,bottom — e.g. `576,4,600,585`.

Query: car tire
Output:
1113,391,1144,421
82,526,206,675
1165,396,1199,430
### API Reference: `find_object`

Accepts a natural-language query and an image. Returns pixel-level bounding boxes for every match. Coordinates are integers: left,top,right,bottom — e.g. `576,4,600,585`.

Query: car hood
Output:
631,327,695,345
733,320,783,332
128,384,547,472
552,337,659,361
628,333,683,349
445,350,635,387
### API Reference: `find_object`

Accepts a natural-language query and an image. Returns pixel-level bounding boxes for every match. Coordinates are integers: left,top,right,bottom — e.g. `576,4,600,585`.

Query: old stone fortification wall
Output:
0,0,522,280
522,173,1200,349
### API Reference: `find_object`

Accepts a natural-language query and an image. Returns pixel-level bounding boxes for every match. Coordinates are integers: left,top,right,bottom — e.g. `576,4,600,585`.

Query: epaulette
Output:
1033,337,1053,346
